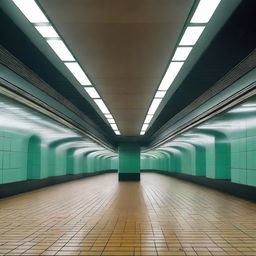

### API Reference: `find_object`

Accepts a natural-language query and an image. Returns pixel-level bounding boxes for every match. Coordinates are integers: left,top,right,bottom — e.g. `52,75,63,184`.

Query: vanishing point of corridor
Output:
0,173,255,256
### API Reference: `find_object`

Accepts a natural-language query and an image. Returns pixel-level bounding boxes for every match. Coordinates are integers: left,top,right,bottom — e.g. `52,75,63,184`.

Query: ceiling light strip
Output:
64,62,91,85
46,39,75,61
12,0,120,135
179,26,205,46
107,118,115,124
144,115,154,124
140,0,222,135
35,25,59,38
191,0,221,23
158,62,184,91
12,0,48,23
84,87,100,98
172,47,193,61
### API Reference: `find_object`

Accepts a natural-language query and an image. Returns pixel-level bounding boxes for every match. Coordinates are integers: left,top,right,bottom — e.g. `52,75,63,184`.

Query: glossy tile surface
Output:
0,173,255,256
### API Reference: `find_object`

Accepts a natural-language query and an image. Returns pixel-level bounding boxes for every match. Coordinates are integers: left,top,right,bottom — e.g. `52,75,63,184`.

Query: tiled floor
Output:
0,173,255,256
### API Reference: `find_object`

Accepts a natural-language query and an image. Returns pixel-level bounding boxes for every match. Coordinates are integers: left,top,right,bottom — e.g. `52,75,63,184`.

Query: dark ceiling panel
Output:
146,0,256,139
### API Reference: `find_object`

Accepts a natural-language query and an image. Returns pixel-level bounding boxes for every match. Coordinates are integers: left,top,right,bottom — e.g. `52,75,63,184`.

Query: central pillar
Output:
118,142,140,181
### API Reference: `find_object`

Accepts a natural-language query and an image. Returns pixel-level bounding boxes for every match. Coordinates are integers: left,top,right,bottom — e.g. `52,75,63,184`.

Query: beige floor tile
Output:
0,173,255,256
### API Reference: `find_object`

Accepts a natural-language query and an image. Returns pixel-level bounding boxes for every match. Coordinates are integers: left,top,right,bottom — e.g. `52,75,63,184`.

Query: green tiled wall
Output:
141,96,256,187
0,95,118,185
0,131,27,184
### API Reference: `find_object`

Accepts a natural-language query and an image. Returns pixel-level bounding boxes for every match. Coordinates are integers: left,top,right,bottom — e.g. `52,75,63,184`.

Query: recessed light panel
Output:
148,98,162,115
191,0,221,23
94,99,110,114
107,119,115,124
104,114,113,119
84,87,100,98
65,62,91,85
179,26,205,46
141,124,149,131
35,25,59,38
47,39,74,61
172,47,193,61
110,123,118,130
155,91,166,98
144,114,154,124
158,62,184,90
12,0,48,23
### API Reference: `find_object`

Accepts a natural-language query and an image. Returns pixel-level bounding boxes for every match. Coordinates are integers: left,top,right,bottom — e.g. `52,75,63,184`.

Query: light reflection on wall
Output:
0,94,118,184
141,95,256,186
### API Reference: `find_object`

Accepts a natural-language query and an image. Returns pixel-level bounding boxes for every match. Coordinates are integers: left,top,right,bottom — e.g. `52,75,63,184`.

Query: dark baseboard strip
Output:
142,170,256,201
119,173,140,181
0,170,118,198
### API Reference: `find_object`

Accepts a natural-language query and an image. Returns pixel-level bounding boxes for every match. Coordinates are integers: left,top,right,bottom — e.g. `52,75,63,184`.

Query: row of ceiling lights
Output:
140,0,222,135
11,0,121,135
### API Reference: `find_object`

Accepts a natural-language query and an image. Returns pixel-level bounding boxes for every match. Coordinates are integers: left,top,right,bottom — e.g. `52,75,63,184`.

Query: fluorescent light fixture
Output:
115,131,121,135
141,124,149,131
148,98,162,115
107,118,115,124
65,62,91,85
35,25,59,38
172,47,193,61
110,123,118,130
84,87,100,98
47,39,74,61
179,26,205,46
191,0,221,23
144,115,153,124
158,62,184,90
94,99,110,114
155,91,166,98
140,131,145,135
104,114,113,119
12,0,48,23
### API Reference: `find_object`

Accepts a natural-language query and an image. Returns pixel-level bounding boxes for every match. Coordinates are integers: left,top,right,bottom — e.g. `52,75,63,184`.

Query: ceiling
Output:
1,0,256,148
37,0,194,135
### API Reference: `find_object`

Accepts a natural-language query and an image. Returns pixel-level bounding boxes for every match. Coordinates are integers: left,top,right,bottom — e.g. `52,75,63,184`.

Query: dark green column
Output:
118,142,140,181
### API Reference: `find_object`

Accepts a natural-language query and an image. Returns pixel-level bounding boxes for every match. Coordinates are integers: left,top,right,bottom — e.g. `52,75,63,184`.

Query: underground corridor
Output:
0,0,256,255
